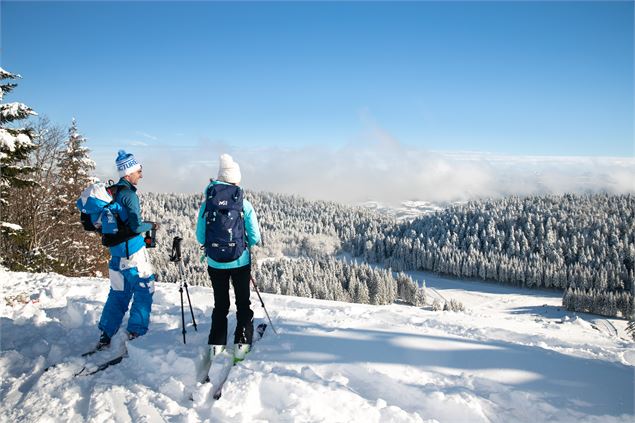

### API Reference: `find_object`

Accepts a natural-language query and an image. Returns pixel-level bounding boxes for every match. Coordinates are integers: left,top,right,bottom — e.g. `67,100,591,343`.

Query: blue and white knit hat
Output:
115,150,142,177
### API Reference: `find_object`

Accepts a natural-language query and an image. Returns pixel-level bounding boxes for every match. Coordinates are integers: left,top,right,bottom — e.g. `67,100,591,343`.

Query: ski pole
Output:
184,280,197,332
250,276,278,335
179,281,187,343
171,236,194,343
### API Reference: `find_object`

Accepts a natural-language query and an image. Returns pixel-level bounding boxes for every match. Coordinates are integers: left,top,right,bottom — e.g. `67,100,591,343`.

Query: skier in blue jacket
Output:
96,150,157,349
196,154,261,362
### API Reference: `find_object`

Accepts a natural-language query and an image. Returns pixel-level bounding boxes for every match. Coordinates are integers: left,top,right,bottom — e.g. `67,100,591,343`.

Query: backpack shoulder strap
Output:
206,183,215,198
107,183,129,204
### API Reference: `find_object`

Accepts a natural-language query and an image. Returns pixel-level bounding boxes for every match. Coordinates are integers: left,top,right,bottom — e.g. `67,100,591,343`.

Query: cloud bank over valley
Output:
94,142,635,206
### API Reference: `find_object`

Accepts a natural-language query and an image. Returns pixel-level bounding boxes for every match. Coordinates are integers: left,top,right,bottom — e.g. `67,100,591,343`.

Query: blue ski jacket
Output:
196,180,261,269
109,178,153,258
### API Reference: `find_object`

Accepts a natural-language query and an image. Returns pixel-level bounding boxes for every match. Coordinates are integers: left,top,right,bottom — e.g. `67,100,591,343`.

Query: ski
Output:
75,351,127,376
212,323,267,400
189,323,267,402
74,344,128,377
43,345,110,372
81,346,106,357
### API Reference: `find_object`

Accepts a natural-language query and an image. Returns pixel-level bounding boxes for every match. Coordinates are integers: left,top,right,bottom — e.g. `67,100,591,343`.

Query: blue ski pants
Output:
98,247,155,338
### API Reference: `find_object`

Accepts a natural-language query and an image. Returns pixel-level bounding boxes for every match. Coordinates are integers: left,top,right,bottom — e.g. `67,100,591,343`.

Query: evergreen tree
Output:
627,319,635,342
0,67,38,267
55,119,105,275
0,68,37,199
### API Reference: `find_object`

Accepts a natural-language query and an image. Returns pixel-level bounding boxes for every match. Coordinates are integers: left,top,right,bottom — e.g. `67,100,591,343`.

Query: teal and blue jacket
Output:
109,178,153,258
196,180,261,269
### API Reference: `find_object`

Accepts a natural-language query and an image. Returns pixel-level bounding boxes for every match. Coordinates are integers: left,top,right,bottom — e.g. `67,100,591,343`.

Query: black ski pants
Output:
207,264,254,345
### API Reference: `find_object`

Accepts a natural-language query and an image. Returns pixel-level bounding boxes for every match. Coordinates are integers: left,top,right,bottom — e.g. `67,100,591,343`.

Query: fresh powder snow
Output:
1,267,633,422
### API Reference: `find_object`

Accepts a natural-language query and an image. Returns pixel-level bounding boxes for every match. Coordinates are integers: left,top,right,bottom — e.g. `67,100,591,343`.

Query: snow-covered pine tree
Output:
414,286,426,307
0,67,38,268
627,319,635,341
55,119,106,276
0,68,37,197
0,70,37,198
431,299,442,311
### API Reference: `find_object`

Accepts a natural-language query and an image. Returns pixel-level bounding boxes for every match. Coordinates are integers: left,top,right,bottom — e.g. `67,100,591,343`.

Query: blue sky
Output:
2,1,634,201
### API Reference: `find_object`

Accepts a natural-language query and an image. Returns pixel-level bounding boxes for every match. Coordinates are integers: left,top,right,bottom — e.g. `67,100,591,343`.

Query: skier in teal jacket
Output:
196,154,261,362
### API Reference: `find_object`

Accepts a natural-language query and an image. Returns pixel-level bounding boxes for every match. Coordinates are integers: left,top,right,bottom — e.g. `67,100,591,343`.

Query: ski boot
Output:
96,331,111,350
233,344,251,363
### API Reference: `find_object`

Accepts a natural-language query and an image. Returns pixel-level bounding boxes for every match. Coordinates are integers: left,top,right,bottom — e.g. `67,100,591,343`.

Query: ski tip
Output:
74,366,87,377
43,361,60,372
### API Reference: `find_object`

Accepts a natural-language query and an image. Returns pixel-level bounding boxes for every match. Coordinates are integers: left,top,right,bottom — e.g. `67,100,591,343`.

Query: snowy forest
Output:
140,192,426,307
1,67,633,320
348,195,635,318
140,190,634,318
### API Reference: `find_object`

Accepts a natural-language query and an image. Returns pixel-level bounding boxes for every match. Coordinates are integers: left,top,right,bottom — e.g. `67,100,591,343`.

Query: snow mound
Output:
1,268,633,422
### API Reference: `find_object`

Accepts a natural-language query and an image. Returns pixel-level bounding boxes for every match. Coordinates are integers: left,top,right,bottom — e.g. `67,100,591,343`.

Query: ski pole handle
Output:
144,221,157,248
170,236,183,262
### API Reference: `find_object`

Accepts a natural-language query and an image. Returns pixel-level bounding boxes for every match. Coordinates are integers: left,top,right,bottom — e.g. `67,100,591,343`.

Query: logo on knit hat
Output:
116,150,142,177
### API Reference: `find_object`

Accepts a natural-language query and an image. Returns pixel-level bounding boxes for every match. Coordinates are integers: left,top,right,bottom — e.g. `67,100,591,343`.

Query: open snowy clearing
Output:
1,268,633,422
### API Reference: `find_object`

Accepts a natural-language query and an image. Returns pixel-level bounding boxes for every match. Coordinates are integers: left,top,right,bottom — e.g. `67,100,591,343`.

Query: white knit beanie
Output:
217,153,241,184
115,150,142,177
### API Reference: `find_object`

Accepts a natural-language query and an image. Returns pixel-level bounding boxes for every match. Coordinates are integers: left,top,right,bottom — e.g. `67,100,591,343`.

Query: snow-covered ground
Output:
1,267,633,422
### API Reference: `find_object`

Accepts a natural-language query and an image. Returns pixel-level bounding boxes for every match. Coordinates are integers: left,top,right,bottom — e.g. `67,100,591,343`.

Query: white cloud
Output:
135,131,158,141
93,141,635,205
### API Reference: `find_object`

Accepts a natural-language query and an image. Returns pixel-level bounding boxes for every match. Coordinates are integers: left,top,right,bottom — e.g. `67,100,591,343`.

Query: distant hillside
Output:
141,192,634,318
347,193,634,317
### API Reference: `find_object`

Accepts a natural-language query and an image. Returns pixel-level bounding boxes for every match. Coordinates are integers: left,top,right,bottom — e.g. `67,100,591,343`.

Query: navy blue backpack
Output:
204,183,246,262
